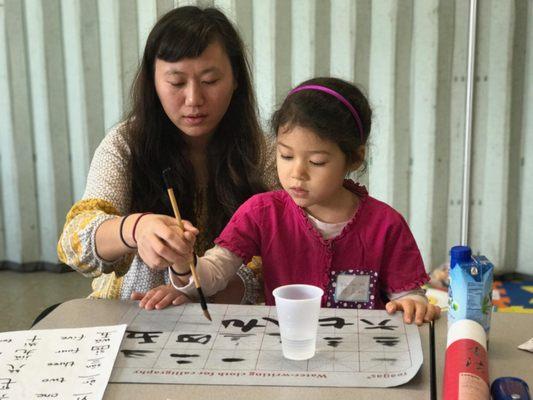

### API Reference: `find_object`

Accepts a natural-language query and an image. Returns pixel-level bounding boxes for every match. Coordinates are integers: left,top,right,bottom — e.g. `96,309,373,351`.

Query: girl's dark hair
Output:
126,6,266,250
271,77,372,166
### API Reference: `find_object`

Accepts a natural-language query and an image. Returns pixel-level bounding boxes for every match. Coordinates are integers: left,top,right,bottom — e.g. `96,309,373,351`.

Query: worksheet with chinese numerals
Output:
111,304,423,387
0,324,126,400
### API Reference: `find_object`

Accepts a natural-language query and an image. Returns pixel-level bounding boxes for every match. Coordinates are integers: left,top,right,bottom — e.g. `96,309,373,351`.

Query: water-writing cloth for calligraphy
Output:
111,304,422,387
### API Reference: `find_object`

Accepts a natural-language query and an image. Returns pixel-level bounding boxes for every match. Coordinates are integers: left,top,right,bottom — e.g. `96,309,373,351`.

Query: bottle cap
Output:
447,319,487,349
450,245,471,269
491,377,531,400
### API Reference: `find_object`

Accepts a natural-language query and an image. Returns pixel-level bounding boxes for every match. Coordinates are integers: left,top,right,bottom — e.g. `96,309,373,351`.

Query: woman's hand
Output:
385,297,441,325
131,284,190,310
133,214,199,272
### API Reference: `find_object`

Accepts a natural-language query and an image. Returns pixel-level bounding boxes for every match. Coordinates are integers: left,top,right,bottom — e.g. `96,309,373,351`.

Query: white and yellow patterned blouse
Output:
57,123,277,302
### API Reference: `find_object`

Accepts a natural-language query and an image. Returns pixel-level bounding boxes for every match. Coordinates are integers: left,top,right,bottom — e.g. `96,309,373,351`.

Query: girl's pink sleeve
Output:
214,197,262,264
379,214,430,294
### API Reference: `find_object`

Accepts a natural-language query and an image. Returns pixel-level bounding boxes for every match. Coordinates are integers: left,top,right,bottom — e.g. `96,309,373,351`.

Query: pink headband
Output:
288,84,364,143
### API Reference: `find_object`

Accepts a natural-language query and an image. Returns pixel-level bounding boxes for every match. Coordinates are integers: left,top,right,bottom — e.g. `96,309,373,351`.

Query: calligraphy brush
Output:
162,168,212,322
429,320,436,400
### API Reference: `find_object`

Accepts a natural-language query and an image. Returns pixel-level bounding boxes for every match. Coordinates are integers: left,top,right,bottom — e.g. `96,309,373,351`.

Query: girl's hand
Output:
134,214,199,272
131,284,191,310
385,297,441,325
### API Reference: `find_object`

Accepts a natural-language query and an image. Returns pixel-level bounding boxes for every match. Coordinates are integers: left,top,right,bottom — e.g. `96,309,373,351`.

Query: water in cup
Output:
280,337,316,360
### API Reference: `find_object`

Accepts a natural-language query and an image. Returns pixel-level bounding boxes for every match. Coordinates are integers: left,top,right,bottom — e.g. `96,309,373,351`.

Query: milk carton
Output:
447,245,494,334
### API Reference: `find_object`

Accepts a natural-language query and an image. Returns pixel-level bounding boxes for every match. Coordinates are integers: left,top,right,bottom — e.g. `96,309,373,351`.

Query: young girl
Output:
167,77,440,325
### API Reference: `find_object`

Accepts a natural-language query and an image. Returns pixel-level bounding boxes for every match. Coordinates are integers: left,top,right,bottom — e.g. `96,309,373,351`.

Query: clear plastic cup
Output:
272,284,324,360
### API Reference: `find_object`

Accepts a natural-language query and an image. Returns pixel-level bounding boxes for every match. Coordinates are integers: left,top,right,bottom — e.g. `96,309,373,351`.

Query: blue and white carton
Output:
447,245,494,334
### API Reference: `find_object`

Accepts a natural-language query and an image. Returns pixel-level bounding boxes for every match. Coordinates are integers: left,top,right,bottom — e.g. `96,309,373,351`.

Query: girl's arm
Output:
385,289,441,325
169,245,244,299
387,288,428,303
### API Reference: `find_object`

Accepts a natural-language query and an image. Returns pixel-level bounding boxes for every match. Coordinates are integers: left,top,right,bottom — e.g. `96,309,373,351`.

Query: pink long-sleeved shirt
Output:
174,181,429,309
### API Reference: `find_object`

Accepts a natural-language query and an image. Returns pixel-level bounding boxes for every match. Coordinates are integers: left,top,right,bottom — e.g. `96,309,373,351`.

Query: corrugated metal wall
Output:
0,0,531,275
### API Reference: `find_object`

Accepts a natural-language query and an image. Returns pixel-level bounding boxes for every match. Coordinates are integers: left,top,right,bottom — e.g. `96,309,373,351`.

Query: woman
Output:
57,6,276,310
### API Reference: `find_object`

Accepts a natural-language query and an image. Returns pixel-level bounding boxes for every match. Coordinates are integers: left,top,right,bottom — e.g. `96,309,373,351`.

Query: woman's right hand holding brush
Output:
132,213,199,273
120,213,199,310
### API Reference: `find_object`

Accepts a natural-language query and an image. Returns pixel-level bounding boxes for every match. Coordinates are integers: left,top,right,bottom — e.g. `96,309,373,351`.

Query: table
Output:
34,299,532,400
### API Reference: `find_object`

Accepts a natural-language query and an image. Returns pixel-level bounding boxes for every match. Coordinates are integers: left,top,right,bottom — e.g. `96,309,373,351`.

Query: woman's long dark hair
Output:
126,6,266,249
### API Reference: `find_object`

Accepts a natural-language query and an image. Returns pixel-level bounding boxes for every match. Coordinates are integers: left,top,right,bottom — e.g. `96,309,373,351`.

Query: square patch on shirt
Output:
326,269,379,309
335,274,370,302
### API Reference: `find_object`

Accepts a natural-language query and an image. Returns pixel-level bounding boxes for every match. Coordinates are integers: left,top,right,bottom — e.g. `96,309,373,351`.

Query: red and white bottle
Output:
443,319,489,400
